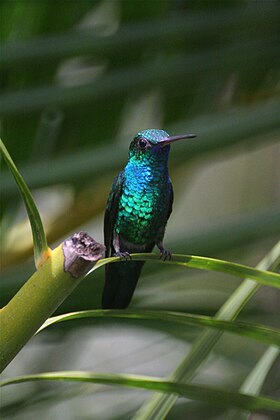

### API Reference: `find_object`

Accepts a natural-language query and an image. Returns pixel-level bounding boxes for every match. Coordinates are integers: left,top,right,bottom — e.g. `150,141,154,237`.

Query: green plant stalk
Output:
134,241,280,420
0,246,70,372
0,233,105,373
0,248,275,374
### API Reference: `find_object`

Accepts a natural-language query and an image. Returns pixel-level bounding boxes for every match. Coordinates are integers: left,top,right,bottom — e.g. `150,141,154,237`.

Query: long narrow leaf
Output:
1,39,278,116
226,346,280,420
38,309,280,347
2,99,279,198
239,346,280,396
0,139,50,268
2,9,278,66
134,241,280,419
1,371,279,413
93,253,280,289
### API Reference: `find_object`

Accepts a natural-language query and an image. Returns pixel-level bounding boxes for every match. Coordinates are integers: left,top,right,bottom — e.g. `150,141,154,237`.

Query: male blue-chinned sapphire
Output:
102,129,196,309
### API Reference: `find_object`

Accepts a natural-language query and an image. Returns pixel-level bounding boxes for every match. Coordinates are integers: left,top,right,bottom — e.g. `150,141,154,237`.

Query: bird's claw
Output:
160,249,172,261
114,251,131,261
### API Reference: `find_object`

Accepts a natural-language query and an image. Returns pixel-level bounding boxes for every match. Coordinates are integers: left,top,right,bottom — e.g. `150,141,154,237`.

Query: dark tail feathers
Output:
102,261,145,309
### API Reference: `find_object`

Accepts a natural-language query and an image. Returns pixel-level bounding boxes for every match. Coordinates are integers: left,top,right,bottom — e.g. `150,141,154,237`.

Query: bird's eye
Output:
138,138,148,149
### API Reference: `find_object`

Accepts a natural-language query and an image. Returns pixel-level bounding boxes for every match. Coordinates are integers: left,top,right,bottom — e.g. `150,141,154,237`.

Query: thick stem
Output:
0,232,105,373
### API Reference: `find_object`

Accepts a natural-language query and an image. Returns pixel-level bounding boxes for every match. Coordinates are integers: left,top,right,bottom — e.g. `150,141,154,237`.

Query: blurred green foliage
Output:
0,0,280,419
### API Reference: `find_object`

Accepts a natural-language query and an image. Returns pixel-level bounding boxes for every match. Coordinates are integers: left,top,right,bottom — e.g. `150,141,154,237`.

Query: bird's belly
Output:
116,188,168,245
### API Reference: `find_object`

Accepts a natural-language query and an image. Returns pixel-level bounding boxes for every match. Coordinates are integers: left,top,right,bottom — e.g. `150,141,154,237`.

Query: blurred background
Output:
1,0,280,419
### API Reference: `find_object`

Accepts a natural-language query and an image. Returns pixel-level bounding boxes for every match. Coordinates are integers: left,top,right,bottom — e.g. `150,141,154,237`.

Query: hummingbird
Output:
102,129,196,309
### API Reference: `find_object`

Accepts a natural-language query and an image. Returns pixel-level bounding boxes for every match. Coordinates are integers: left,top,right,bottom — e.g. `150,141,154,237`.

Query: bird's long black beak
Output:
159,133,196,147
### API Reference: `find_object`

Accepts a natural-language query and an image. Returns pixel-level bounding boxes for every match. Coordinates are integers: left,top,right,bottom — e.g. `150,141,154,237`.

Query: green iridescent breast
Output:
115,163,170,244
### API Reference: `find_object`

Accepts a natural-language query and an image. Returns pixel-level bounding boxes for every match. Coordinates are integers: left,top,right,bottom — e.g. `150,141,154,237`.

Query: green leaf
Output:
133,241,280,420
1,38,278,116
0,139,50,268
226,346,280,420
1,371,279,413
93,252,280,289
38,309,280,347
238,346,280,397
2,99,279,199
2,8,279,67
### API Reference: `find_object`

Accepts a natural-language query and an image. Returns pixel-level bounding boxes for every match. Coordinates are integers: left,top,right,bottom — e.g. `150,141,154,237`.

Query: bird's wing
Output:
153,181,174,246
167,181,174,221
104,171,124,257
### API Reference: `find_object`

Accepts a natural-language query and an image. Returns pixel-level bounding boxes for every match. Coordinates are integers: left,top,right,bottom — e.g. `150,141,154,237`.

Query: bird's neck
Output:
127,149,170,170
126,158,168,175
124,159,169,188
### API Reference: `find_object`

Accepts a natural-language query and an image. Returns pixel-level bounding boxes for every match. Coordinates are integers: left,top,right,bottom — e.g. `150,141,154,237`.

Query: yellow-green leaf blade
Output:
0,139,50,268
94,253,280,289
38,309,280,347
1,371,279,413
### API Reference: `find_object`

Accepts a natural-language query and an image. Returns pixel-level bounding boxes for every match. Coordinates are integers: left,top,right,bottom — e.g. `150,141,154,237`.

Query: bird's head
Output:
128,129,196,165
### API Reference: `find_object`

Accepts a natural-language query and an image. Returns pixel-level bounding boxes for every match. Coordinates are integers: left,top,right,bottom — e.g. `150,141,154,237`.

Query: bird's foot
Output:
114,251,131,261
156,241,172,261
160,249,172,261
